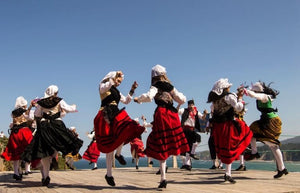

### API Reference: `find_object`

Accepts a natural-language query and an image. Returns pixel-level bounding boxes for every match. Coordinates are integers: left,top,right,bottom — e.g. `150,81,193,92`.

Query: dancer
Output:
1,96,34,180
177,99,207,170
82,129,100,170
207,78,252,183
94,71,145,186
244,81,288,178
134,64,189,189
21,85,83,186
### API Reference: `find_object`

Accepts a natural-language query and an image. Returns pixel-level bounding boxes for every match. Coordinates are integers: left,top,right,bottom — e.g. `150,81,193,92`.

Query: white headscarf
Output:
151,64,166,78
251,82,264,92
101,71,124,83
211,78,232,95
44,85,59,98
15,96,28,108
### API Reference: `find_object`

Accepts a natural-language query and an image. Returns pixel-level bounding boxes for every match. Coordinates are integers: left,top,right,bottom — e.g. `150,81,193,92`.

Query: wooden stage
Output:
0,167,299,193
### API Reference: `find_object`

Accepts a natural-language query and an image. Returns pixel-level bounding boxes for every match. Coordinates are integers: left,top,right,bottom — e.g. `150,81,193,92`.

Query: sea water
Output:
73,157,300,172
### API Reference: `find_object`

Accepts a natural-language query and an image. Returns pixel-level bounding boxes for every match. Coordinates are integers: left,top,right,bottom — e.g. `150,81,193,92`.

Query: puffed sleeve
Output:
224,93,244,113
99,78,115,94
171,87,186,105
135,86,158,103
59,100,77,113
246,90,271,103
120,93,132,104
178,108,184,116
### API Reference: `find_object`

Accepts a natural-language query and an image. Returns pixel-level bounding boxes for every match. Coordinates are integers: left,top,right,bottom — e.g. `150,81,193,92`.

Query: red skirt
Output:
130,138,145,158
145,107,189,160
94,109,145,153
82,141,100,163
212,119,253,164
1,127,33,161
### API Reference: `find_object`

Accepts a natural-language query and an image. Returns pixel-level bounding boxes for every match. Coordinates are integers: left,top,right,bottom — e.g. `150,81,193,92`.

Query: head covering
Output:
101,71,124,83
15,96,28,108
188,100,194,105
69,126,76,131
251,82,264,92
44,85,59,98
151,64,166,78
211,78,232,95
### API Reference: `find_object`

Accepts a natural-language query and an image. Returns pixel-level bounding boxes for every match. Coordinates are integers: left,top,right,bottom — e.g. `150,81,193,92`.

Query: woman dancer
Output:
207,78,252,183
1,96,34,180
94,71,145,186
245,81,288,178
21,85,83,186
134,64,189,189
82,129,100,170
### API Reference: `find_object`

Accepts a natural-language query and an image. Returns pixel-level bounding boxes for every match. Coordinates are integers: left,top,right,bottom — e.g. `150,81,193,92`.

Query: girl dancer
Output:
134,64,189,189
1,96,34,180
207,78,252,183
21,85,83,186
94,71,145,186
245,81,288,178
82,129,100,170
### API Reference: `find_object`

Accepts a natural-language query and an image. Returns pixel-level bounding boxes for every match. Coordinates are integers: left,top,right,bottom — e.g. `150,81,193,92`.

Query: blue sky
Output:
0,1,299,157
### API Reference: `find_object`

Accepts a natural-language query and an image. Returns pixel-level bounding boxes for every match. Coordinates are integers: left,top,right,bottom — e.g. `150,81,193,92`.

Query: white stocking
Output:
41,156,51,178
264,141,285,171
159,160,166,181
106,152,113,177
13,160,20,175
225,164,232,176
115,143,124,156
240,155,245,166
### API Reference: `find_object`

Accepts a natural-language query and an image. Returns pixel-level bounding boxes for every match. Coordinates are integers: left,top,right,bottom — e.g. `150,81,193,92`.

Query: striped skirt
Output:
144,107,189,161
94,109,145,153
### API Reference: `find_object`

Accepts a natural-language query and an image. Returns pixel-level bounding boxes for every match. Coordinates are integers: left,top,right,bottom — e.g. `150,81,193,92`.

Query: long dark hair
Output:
260,81,280,99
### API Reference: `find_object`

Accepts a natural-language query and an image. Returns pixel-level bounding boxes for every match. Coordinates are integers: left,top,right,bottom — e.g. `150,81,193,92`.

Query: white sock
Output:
240,155,245,166
13,160,20,175
41,156,51,178
115,143,124,156
225,164,232,176
265,141,285,171
25,162,31,172
191,143,198,154
106,152,113,177
159,160,166,181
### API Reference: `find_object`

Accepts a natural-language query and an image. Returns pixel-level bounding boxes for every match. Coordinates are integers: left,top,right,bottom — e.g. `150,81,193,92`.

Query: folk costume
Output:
94,71,145,186
178,99,205,170
245,81,288,178
21,85,83,186
208,78,252,183
1,97,34,180
134,64,189,189
82,130,100,170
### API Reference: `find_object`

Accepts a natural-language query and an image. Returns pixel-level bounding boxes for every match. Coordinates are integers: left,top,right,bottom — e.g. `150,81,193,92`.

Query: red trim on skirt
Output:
145,107,189,160
94,109,145,153
83,141,100,163
213,119,253,164
1,127,33,161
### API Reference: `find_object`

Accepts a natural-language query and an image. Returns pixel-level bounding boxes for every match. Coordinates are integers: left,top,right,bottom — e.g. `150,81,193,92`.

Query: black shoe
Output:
224,174,236,184
158,180,167,188
218,166,224,169
89,161,93,165
13,174,22,181
245,152,261,161
274,168,288,179
136,165,139,169
181,165,191,171
190,154,200,160
115,154,126,165
42,176,50,186
209,165,217,169
132,158,134,163
149,161,153,165
92,167,98,170
235,165,246,171
105,175,115,186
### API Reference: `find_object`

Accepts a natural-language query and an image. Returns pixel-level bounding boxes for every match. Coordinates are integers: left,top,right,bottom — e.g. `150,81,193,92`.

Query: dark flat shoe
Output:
158,180,167,188
105,175,116,186
274,168,288,179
